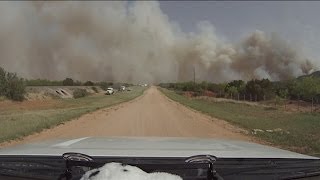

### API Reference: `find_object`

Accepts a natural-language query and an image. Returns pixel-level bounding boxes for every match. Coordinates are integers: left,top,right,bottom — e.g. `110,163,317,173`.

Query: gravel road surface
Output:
3,86,253,147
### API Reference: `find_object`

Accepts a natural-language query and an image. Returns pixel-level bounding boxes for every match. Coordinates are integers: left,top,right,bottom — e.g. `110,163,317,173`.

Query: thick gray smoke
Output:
0,1,316,83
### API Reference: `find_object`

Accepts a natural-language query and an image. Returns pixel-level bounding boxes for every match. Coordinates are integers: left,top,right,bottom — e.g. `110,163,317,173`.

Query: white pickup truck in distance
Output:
105,87,114,95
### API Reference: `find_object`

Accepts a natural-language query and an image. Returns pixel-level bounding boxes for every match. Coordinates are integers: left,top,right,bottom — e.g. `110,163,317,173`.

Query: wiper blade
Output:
221,162,278,176
220,159,320,179
0,157,65,180
280,168,320,180
0,162,63,180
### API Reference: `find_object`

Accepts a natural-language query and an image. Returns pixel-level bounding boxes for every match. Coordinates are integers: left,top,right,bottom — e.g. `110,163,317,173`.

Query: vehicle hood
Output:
0,137,318,159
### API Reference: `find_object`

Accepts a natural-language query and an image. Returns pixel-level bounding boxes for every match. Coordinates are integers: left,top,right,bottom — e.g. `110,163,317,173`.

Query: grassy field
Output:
0,86,145,143
160,88,320,157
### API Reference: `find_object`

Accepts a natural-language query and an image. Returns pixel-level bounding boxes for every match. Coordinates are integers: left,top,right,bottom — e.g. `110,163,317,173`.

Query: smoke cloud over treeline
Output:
0,1,316,83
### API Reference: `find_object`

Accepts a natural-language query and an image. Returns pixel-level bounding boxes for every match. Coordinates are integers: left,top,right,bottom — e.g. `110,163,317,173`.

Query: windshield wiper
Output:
280,168,320,179
59,153,223,180
219,158,320,179
0,158,64,180
185,154,223,180
59,152,98,180
58,153,320,180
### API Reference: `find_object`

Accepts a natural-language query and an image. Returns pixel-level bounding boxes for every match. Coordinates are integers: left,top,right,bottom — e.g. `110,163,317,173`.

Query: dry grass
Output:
0,87,145,143
160,88,320,157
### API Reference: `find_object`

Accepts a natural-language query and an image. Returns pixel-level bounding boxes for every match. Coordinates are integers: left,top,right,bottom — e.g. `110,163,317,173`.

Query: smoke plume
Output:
0,1,316,83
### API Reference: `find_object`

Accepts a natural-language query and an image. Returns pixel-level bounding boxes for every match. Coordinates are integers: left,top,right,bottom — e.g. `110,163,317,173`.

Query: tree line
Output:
159,75,320,103
26,78,133,89
26,78,100,86
1,65,319,102
0,66,134,101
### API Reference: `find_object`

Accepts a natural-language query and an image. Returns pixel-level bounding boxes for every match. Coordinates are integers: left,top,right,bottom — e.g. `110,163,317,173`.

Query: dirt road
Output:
4,86,253,147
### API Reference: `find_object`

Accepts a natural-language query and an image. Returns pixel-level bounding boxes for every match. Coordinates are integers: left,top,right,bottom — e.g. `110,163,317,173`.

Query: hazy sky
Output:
0,1,317,82
160,1,320,62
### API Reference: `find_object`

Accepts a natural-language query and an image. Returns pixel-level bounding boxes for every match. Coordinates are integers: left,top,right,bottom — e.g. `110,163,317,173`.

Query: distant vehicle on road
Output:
105,87,114,95
139,83,148,87
119,85,126,91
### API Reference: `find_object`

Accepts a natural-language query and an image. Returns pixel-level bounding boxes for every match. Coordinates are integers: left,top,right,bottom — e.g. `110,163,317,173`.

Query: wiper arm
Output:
185,154,224,180
59,152,95,180
280,168,320,180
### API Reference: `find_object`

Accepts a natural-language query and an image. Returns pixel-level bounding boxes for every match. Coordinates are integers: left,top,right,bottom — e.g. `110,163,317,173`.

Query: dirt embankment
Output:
2,86,254,147
25,86,103,100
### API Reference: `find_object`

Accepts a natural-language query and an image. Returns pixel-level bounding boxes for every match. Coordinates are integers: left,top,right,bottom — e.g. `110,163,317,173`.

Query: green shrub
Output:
73,89,88,98
25,79,63,86
84,81,94,86
175,90,184,95
91,86,99,93
0,67,26,101
74,80,82,86
0,96,6,101
62,78,74,86
98,82,113,91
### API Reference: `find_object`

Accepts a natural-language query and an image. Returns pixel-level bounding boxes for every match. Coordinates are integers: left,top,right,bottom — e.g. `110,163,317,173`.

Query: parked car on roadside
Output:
119,86,126,91
105,87,114,95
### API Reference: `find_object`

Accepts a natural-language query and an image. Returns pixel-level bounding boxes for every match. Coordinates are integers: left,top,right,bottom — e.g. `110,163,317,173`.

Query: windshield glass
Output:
0,1,319,180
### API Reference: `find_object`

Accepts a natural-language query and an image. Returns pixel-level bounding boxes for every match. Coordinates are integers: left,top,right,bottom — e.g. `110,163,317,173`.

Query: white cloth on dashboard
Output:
80,162,183,180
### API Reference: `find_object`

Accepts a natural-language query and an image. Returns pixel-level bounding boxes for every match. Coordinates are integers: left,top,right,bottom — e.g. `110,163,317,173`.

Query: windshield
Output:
0,1,319,180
